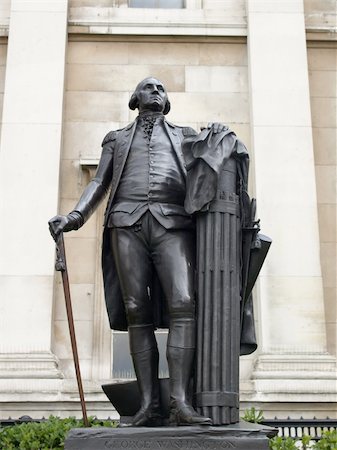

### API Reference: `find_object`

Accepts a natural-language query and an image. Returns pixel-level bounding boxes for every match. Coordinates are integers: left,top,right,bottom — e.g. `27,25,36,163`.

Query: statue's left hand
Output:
207,122,229,134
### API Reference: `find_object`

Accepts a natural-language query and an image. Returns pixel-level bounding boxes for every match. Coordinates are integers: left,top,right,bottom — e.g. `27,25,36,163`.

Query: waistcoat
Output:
107,117,192,229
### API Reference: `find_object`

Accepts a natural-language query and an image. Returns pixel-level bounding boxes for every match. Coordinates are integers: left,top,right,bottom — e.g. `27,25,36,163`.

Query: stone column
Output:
0,0,68,385
246,0,336,400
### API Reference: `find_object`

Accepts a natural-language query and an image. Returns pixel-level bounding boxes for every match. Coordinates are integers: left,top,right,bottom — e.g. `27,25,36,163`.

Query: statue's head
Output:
129,77,171,115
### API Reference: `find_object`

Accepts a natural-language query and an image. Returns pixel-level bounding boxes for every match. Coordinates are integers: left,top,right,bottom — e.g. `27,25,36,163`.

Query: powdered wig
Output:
128,78,171,115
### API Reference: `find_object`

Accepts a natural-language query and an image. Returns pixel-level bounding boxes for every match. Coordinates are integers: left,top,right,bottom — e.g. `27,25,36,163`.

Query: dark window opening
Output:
112,331,169,379
129,0,185,8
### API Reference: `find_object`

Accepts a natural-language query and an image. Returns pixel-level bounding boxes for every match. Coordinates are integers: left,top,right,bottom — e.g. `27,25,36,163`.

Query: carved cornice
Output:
68,6,248,37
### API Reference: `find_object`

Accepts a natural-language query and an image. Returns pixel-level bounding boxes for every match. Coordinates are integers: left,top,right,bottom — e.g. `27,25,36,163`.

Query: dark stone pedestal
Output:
65,421,277,450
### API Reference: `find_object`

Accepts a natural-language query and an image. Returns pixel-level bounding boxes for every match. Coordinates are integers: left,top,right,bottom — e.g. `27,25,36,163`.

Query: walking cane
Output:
55,233,90,427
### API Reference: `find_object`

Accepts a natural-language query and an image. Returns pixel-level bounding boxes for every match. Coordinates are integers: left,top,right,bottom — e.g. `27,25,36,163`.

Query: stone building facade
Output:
0,0,336,419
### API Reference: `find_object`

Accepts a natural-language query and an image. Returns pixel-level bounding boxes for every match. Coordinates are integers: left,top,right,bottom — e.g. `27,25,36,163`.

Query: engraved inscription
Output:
103,438,236,449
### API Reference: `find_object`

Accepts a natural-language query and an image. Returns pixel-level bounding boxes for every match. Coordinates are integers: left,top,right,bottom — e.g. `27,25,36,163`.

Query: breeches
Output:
110,212,195,326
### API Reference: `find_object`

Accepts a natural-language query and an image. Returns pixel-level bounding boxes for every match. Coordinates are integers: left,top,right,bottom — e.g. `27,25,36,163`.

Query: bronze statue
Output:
49,78,225,427
49,77,269,428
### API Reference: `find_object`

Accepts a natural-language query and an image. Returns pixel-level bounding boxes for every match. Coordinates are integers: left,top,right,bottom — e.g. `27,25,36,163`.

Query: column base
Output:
0,379,119,420
252,353,337,402
0,352,63,379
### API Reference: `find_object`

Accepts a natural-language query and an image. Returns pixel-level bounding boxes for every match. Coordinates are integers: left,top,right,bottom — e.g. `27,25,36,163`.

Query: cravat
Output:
140,116,157,143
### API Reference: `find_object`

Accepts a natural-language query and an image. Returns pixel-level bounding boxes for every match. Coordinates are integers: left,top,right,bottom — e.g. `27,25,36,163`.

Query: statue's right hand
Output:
48,215,73,242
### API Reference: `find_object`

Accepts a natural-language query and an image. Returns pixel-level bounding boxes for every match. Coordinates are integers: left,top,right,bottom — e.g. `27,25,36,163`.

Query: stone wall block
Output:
63,122,120,160
323,287,337,323
59,159,86,201
54,282,95,321
312,127,337,165
320,242,337,288
169,92,249,123
199,43,247,66
63,236,97,284
0,44,6,130
326,323,337,354
128,43,199,65
58,358,92,380
67,41,129,65
0,43,7,62
65,91,129,122
0,65,5,91
309,70,336,98
53,320,93,362
0,93,3,122
317,204,337,243
67,64,185,92
311,97,337,128
315,165,337,204
185,66,248,93
307,48,337,71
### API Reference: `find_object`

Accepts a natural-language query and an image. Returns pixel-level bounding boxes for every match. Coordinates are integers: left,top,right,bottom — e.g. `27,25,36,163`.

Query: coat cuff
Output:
65,211,84,230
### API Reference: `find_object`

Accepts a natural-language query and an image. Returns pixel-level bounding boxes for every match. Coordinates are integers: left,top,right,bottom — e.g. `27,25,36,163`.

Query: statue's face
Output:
137,78,168,113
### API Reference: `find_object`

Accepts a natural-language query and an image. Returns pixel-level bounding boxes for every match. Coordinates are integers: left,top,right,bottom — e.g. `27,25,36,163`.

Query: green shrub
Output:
0,416,118,450
312,429,337,450
241,406,264,423
269,431,337,450
269,436,298,450
301,434,313,450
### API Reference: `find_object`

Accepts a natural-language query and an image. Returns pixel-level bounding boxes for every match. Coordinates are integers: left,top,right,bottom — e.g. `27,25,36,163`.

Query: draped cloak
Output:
182,127,258,356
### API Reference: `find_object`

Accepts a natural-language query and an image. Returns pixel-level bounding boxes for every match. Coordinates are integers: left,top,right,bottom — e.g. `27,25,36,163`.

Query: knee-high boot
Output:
128,324,162,427
167,318,212,426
